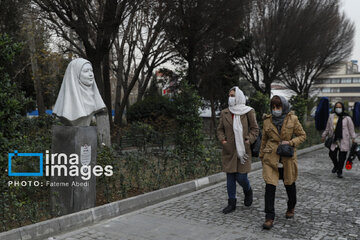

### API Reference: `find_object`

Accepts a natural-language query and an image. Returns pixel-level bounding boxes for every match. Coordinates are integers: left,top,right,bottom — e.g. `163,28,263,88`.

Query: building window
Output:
331,78,340,84
341,78,352,84
322,88,341,93
353,78,360,83
340,87,360,93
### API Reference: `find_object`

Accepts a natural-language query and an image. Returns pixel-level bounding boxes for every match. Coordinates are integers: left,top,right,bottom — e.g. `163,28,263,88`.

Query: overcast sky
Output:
341,0,360,62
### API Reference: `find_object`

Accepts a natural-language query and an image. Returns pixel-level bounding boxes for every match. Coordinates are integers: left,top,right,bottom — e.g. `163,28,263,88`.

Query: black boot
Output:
222,199,236,214
243,187,253,207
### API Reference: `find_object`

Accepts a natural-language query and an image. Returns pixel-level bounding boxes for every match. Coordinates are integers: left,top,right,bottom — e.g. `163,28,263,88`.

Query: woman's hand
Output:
352,138,356,143
281,141,290,145
321,137,325,143
245,139,250,144
222,140,227,145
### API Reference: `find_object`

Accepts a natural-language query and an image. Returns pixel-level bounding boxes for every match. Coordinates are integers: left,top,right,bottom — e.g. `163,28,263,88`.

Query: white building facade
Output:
313,61,360,107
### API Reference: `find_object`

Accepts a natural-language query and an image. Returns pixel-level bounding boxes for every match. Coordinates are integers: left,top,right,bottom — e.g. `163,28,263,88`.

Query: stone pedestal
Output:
51,125,97,216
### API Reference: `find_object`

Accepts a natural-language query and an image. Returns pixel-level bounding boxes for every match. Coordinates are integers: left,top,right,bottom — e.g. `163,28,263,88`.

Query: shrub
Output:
289,95,308,124
247,91,270,128
127,94,176,131
96,138,222,205
297,121,322,149
172,81,205,177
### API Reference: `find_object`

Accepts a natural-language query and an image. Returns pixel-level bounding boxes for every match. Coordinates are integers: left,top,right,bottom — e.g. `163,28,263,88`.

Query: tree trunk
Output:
210,95,217,139
116,81,129,126
115,22,162,126
96,112,111,146
114,68,123,126
187,57,196,86
137,67,154,102
125,101,130,124
90,57,104,97
137,68,145,102
27,20,45,115
186,42,196,85
102,51,113,129
265,81,272,97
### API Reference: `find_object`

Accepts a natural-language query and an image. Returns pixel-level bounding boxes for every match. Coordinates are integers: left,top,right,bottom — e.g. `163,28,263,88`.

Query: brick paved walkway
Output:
50,147,360,240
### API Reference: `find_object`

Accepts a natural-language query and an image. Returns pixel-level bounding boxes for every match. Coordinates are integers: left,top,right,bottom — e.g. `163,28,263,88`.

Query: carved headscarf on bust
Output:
53,58,106,125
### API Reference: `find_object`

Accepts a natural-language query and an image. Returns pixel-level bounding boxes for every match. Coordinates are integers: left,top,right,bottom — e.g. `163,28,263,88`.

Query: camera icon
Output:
8,150,43,176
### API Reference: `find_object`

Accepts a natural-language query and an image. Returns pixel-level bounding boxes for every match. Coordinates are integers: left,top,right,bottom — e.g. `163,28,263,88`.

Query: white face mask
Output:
272,110,282,117
228,97,236,107
335,108,342,114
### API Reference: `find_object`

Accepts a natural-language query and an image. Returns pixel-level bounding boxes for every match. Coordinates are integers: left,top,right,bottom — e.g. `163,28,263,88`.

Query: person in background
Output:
217,87,259,214
260,95,306,230
321,102,356,178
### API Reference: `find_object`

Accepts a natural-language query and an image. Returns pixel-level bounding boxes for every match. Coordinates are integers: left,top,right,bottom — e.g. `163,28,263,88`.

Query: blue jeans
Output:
226,172,251,199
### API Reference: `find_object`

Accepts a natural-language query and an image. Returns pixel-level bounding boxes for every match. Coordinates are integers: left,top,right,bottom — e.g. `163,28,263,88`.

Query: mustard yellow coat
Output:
217,108,259,173
259,112,306,186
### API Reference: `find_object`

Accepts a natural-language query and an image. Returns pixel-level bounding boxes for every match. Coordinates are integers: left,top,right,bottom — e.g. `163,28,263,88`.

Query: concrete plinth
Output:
51,125,97,216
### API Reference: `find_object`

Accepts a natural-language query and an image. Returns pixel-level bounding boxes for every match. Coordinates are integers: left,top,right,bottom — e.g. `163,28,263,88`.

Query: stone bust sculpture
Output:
53,58,111,146
53,58,106,126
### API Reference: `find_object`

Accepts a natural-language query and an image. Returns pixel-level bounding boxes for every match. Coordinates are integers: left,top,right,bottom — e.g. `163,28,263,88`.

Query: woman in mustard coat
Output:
217,87,259,214
259,95,306,229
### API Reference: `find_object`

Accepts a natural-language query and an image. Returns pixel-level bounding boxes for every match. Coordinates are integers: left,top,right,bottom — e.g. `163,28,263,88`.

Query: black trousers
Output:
329,148,347,174
265,168,296,220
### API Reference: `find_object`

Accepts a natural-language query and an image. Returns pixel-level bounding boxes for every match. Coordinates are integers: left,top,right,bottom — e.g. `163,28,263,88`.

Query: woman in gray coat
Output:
217,87,259,214
322,102,356,178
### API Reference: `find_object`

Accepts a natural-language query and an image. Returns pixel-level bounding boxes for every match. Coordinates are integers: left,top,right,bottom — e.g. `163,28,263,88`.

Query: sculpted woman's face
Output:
79,63,94,86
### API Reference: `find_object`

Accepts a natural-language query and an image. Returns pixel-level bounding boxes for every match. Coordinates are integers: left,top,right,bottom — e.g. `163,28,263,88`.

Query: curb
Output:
0,143,325,240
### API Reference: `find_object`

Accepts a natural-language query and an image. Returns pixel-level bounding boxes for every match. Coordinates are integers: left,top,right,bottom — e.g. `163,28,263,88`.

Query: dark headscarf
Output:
271,95,291,133
334,102,349,141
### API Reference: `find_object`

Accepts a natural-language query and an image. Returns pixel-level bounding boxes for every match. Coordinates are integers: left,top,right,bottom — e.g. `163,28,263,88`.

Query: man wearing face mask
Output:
217,87,259,214
260,95,306,229
321,102,356,178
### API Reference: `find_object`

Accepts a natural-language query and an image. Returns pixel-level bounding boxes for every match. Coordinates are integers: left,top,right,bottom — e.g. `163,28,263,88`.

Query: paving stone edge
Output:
0,143,324,240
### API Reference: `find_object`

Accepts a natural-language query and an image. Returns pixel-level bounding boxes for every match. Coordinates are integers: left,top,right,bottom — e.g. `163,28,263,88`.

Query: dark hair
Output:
271,96,282,109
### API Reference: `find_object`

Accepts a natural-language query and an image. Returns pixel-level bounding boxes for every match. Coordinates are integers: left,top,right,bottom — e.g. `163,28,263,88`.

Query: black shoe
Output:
337,173,343,178
243,187,253,207
332,167,337,173
222,199,236,214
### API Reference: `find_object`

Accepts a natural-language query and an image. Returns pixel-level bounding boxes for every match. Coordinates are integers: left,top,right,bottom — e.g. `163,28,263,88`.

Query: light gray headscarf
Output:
229,87,253,164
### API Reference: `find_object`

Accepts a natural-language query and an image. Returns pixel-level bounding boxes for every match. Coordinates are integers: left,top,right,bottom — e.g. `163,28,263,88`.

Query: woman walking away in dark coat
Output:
321,102,356,178
217,87,259,214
